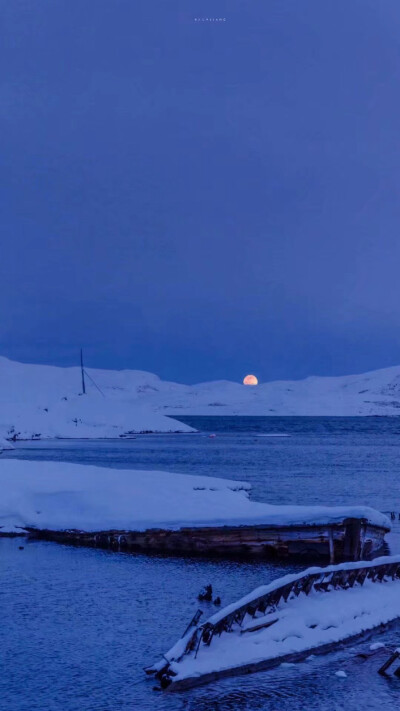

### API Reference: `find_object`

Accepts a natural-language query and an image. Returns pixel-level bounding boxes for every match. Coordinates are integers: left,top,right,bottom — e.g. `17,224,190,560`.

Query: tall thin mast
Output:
80,348,86,394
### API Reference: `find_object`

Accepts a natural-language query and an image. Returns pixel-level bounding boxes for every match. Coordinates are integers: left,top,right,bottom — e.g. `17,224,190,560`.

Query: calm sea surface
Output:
2,416,400,710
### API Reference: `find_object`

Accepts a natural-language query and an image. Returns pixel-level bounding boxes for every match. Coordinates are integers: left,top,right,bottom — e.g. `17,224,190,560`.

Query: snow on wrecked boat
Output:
0,461,390,562
147,555,400,690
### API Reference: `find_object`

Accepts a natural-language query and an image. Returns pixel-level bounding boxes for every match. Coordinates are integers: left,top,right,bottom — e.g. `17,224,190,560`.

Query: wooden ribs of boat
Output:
26,516,388,563
147,555,400,691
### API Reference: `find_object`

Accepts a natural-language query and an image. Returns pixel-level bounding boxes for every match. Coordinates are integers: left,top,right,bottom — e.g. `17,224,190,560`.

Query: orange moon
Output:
243,374,258,385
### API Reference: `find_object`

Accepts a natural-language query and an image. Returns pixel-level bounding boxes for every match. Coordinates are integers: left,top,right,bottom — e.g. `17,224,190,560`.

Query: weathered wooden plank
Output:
240,617,279,635
25,517,389,563
378,650,400,675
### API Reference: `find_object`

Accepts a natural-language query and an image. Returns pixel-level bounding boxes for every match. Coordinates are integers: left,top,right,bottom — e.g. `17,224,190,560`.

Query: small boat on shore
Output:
146,555,400,691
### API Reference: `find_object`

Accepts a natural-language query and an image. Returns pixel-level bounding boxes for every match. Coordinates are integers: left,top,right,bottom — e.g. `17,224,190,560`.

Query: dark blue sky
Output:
1,1,400,383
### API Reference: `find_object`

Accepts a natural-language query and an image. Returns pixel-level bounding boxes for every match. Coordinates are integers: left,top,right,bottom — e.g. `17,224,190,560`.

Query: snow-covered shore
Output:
0,460,390,535
0,356,193,439
3,356,400,438
0,437,14,452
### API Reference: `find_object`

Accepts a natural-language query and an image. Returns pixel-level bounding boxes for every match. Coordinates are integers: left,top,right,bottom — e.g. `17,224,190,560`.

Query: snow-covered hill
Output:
0,357,193,439
1,356,400,441
151,366,400,416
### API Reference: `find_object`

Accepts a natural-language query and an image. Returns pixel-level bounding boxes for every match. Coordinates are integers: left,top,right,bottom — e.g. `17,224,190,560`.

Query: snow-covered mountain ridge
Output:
151,365,400,416
1,356,400,441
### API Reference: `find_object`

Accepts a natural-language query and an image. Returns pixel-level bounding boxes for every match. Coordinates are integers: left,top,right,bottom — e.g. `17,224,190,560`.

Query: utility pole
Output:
80,348,86,394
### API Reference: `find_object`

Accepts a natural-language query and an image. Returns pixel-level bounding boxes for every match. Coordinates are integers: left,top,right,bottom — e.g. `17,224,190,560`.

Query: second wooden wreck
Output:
0,460,391,563
147,554,400,690
29,515,388,563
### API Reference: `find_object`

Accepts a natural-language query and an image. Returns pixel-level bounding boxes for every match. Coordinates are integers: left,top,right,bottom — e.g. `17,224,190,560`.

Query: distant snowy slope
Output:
152,366,400,416
0,357,193,439
1,356,400,442
143,364,400,416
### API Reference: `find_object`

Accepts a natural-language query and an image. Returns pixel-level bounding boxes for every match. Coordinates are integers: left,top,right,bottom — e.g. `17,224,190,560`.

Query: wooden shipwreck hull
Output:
146,555,400,691
27,516,388,563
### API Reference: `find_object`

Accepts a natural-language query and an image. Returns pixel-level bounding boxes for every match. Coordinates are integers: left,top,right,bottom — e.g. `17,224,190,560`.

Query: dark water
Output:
7,415,400,513
2,417,400,710
179,414,400,435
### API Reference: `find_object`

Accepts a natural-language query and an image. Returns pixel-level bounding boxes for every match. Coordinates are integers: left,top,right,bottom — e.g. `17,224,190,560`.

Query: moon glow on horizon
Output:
243,374,258,385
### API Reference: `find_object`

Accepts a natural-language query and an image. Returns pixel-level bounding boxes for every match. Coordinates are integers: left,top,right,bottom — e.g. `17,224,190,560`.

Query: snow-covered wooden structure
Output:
1,461,390,562
147,555,400,690
30,515,388,563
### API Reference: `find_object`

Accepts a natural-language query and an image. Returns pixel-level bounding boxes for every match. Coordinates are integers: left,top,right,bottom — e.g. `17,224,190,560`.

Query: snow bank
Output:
0,460,390,534
0,438,14,452
1,398,193,439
